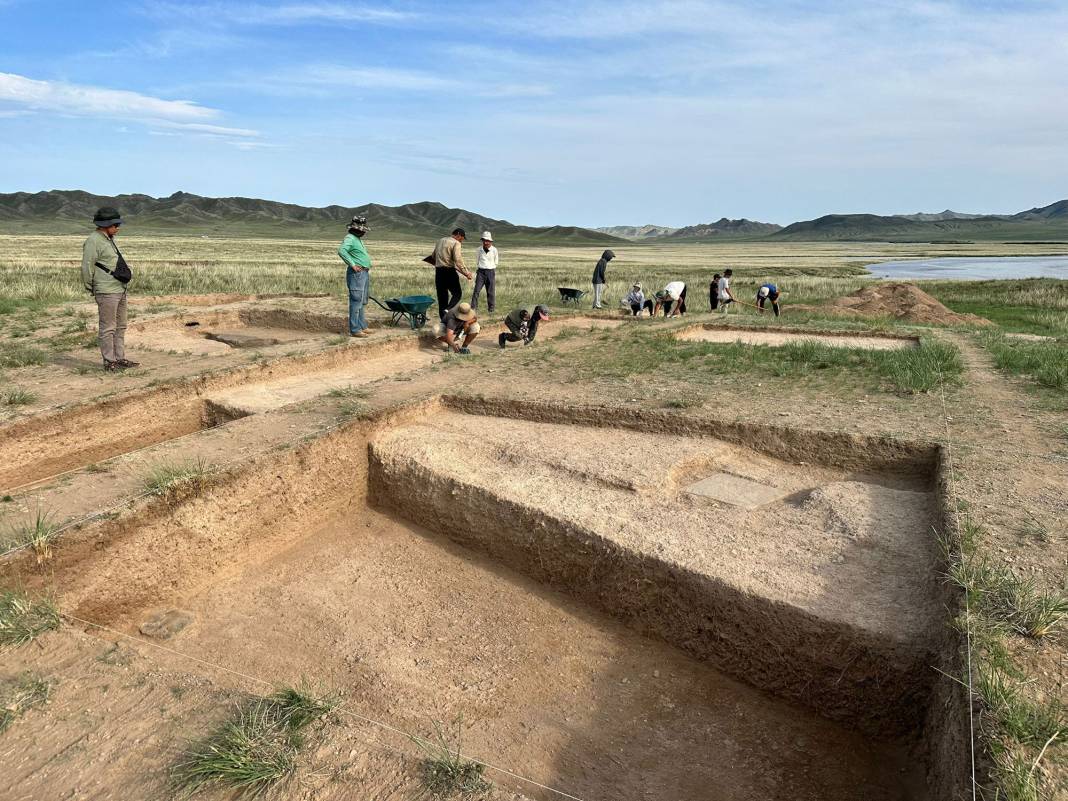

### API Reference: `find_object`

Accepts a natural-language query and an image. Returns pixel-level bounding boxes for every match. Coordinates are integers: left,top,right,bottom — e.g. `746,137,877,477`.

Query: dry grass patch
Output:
0,672,52,734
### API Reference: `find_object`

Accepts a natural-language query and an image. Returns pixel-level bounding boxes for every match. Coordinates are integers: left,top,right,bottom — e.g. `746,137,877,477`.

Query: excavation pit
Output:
10,399,944,800
676,325,919,350
369,400,942,737
127,307,347,354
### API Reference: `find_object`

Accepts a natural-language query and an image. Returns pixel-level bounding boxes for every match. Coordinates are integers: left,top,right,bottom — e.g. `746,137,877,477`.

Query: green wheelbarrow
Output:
369,295,435,329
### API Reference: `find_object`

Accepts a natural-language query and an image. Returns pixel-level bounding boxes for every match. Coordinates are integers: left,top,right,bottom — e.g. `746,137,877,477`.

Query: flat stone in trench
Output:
139,609,194,639
205,331,282,348
685,472,790,510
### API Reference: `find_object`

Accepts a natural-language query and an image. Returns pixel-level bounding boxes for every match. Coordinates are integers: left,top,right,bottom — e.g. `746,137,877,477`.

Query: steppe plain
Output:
0,235,1065,801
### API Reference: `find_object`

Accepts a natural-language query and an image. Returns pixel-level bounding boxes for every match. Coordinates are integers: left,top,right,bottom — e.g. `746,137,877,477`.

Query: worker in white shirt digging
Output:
653,281,688,317
470,230,499,313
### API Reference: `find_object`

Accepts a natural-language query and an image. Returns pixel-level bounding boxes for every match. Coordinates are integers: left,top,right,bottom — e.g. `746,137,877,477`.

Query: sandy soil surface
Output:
370,411,941,734
676,326,918,349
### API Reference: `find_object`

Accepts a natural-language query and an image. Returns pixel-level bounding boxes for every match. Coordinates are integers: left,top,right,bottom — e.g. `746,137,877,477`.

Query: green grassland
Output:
0,235,1065,331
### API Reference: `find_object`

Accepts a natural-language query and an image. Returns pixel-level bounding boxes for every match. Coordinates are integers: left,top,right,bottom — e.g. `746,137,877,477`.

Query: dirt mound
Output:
796,283,991,326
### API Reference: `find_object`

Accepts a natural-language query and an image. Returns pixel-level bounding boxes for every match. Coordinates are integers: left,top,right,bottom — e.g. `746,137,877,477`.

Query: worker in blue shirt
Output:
756,283,781,317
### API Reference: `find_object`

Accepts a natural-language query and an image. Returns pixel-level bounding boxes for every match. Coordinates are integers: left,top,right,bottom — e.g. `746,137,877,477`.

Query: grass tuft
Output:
0,672,52,734
0,344,48,369
978,330,1068,400
0,588,61,649
950,557,1068,640
173,685,337,798
144,459,215,498
1,387,37,406
2,506,60,564
415,718,490,799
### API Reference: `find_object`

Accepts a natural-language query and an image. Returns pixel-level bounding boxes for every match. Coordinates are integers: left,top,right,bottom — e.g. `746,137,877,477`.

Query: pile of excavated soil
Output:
793,283,992,326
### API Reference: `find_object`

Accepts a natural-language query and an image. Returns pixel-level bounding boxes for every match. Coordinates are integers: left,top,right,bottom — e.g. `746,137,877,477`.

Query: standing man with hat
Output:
470,230,499,313
432,227,472,320
81,206,138,372
338,215,373,337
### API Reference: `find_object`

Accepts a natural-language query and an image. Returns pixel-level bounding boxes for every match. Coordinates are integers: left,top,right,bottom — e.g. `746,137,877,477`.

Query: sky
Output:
0,0,1066,227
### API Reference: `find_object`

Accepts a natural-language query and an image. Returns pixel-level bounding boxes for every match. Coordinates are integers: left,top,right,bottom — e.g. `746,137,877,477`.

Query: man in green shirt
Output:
81,206,138,371
338,215,372,337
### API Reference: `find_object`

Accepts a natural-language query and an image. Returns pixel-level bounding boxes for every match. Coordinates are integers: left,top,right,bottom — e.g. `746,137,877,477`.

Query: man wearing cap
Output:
470,231,499,313
756,283,781,317
338,215,373,337
432,228,473,320
436,302,480,354
499,305,550,348
624,282,652,316
81,206,139,372
653,280,687,317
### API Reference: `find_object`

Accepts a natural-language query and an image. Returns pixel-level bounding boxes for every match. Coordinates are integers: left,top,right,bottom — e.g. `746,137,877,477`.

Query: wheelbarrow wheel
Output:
412,312,428,329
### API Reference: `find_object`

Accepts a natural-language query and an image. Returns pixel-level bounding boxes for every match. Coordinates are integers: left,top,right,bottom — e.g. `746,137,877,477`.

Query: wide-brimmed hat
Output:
92,206,123,227
349,215,368,231
633,281,642,289
452,302,475,321
480,231,493,241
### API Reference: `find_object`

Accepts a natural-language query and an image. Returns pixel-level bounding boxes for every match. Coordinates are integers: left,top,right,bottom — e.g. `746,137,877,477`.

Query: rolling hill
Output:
595,224,678,239
0,190,623,244
665,217,782,240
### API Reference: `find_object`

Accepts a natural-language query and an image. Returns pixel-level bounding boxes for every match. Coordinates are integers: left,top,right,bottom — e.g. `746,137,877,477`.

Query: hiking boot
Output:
103,360,127,372
116,359,140,368
458,347,471,355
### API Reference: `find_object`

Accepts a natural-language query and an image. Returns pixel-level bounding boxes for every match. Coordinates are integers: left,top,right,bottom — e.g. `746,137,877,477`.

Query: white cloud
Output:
0,72,216,122
155,121,261,138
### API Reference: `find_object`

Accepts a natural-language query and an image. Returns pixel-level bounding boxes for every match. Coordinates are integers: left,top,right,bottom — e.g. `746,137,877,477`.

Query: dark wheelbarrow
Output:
369,294,435,329
558,287,587,305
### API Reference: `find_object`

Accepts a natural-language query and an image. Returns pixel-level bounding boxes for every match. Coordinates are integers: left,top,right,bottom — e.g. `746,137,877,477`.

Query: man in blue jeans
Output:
338,215,372,337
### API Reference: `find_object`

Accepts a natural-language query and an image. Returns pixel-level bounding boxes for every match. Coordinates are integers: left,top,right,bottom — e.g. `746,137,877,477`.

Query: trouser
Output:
720,298,733,314
709,285,719,310
95,292,127,363
471,268,496,312
499,332,522,347
346,268,369,333
436,268,462,320
757,296,780,317
631,300,654,316
670,285,687,315
592,283,605,308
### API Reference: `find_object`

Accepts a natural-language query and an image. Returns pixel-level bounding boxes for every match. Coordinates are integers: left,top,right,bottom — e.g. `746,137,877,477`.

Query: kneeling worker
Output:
437,302,480,353
499,304,550,348
625,282,653,316
757,283,781,317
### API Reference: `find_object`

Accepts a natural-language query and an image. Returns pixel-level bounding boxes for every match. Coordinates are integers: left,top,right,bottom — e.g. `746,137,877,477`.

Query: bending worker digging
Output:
499,305,550,349
436,302,480,354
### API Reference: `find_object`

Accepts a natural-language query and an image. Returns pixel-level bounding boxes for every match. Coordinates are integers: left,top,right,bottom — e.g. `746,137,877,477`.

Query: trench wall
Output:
368,397,942,737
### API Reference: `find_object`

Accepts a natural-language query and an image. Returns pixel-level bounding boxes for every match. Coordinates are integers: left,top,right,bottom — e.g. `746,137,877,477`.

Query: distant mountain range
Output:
1,190,1066,243
0,190,622,244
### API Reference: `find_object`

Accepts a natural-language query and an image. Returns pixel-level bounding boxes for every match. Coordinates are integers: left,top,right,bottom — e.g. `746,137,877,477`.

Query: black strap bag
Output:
95,239,133,285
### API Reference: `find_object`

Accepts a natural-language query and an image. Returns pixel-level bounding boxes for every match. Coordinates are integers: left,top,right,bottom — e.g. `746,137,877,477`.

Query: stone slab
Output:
685,472,790,510
205,331,282,349
139,609,194,640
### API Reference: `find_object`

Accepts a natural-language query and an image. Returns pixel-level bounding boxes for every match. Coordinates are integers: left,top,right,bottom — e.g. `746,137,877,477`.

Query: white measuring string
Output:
937,367,978,801
59,611,590,801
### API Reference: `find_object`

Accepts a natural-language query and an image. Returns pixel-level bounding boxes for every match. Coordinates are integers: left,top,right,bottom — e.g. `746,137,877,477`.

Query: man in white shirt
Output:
717,269,735,313
471,230,499,313
653,281,688,316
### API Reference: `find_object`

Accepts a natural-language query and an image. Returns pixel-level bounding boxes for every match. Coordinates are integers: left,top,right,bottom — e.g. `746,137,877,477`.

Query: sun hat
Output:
758,286,770,298
452,302,475,321
349,215,368,231
633,281,642,289
533,304,550,321
480,231,493,241
92,206,123,227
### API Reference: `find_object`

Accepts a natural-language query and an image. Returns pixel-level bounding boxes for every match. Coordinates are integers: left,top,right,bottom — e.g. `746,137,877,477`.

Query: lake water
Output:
865,255,1068,280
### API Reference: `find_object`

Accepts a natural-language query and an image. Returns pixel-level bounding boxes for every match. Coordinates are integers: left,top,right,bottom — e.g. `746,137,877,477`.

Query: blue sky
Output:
1,0,1065,227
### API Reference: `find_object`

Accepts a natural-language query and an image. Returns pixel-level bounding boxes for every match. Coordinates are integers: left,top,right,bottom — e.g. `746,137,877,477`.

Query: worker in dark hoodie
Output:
591,249,615,309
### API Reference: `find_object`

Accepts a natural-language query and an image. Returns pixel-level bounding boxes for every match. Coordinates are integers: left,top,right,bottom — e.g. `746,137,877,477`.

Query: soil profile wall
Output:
369,399,943,737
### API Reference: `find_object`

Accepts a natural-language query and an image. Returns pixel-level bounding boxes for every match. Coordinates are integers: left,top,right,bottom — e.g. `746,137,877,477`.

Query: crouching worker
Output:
436,302,480,354
757,283,781,317
499,304,550,349
624,282,653,316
